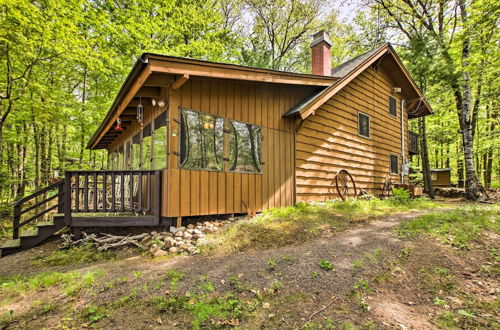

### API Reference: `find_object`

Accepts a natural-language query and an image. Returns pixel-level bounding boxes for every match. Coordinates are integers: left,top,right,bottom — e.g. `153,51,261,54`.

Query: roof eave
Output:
87,55,149,150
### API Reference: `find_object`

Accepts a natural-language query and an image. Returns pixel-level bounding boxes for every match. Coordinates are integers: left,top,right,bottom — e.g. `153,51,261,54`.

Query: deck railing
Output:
10,170,162,240
408,131,419,155
64,170,161,223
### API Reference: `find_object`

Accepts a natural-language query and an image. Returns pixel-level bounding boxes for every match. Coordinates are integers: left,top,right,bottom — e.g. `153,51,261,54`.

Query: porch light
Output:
137,98,144,124
115,118,123,131
151,98,166,109
159,99,166,108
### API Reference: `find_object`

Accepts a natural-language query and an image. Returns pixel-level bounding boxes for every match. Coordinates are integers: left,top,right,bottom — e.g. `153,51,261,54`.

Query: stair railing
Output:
11,180,65,239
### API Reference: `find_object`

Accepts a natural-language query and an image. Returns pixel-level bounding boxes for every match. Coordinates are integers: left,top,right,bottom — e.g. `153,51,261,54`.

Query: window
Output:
229,120,262,173
152,111,168,169
390,155,398,174
142,124,152,169
358,112,370,138
179,108,224,171
132,133,141,169
389,96,397,117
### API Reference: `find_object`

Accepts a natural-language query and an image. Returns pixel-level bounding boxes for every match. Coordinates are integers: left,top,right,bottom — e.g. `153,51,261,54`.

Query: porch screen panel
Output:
179,108,224,171
152,111,168,169
132,133,141,169
125,141,131,169
117,146,124,170
229,120,262,173
142,124,152,169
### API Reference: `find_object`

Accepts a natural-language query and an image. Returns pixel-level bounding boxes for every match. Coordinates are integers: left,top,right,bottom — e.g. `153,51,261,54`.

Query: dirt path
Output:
4,205,497,329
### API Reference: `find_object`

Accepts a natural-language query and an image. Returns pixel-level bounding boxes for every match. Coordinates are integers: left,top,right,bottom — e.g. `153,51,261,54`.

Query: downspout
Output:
401,99,406,184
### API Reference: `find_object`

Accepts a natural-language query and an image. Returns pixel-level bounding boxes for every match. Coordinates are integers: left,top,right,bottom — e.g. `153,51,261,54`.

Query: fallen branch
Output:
300,296,338,329
59,232,148,251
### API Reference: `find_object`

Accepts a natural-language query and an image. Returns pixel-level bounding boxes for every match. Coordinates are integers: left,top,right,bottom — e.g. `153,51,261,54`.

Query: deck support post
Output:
13,205,20,239
71,227,82,240
174,216,182,228
63,172,72,226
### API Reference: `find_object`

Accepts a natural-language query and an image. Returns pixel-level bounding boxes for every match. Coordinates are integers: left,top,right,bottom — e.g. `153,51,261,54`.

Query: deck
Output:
11,170,162,240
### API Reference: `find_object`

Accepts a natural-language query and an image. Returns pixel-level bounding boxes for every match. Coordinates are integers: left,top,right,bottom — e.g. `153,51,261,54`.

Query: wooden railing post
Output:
57,181,64,213
64,172,72,225
13,204,20,239
153,171,161,224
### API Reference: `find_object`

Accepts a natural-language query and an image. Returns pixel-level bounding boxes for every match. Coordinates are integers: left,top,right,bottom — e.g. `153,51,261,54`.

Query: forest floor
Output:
0,199,498,329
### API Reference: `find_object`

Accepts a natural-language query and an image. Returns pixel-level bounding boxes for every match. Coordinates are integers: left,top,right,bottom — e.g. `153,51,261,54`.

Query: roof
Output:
87,54,336,149
285,43,433,119
88,43,432,149
330,47,381,78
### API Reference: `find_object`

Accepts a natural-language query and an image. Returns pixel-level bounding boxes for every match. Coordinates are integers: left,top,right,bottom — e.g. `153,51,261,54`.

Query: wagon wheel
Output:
382,178,393,198
335,169,357,201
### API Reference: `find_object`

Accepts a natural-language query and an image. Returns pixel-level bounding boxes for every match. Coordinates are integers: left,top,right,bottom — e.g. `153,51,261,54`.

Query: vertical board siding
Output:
296,66,410,202
163,78,317,217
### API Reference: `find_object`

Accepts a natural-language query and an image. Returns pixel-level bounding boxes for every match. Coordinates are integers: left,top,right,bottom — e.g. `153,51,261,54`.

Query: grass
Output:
31,245,116,266
0,270,103,298
396,205,499,250
202,196,440,254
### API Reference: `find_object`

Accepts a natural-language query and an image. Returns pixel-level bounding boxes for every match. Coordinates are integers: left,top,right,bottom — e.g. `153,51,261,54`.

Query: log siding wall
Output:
165,78,316,217
296,66,410,201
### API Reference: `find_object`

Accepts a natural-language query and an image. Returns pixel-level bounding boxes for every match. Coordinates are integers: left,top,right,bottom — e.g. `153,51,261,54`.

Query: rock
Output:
164,232,174,238
164,237,175,248
268,314,275,319
262,302,271,309
151,231,158,236
183,232,193,240
196,222,203,226
149,244,159,253
179,244,191,251
170,226,185,234
203,221,211,226
193,229,203,235
169,247,178,254
175,236,184,241
175,231,184,237
154,249,168,257
186,229,194,234
187,224,195,229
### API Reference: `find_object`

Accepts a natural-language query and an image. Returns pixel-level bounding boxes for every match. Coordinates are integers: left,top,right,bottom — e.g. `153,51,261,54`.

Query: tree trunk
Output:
419,117,434,198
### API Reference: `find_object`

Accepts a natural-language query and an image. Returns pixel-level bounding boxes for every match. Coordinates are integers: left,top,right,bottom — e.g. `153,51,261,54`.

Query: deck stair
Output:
0,214,65,257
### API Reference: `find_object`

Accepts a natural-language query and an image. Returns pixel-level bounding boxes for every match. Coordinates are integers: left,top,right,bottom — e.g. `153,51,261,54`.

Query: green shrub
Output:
318,259,334,271
390,188,411,203
82,305,107,325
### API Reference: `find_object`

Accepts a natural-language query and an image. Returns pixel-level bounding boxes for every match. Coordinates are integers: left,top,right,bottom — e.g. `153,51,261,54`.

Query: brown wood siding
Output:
163,78,316,217
296,66,410,201
432,171,451,187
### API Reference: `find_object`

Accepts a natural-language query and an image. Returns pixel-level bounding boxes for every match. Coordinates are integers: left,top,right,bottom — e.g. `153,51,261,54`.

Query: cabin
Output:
431,168,452,187
1,31,432,256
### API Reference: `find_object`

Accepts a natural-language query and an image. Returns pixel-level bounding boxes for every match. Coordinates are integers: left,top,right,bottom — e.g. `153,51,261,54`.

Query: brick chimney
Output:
311,30,332,76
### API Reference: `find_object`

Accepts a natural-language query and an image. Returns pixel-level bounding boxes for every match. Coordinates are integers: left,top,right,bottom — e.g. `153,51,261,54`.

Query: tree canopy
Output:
0,0,498,207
